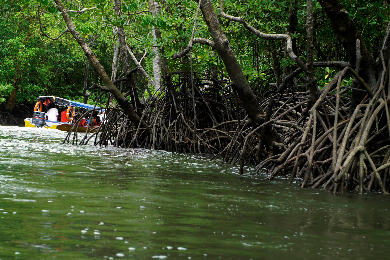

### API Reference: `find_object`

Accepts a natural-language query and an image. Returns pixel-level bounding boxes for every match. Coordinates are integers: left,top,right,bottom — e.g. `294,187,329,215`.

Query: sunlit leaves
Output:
0,84,13,103
122,1,138,13
0,0,91,104
37,0,49,6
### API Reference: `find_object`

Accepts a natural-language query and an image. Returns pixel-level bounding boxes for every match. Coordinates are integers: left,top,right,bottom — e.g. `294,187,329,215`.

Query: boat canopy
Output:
38,96,102,110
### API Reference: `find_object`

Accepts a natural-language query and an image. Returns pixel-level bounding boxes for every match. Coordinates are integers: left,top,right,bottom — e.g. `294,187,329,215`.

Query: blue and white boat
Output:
24,96,103,132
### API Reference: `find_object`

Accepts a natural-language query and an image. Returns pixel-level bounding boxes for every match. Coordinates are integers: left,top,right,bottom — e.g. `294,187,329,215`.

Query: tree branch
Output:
67,7,97,13
277,61,350,93
172,0,215,59
172,38,215,59
38,5,68,40
112,68,139,84
380,21,390,66
219,0,309,74
90,83,111,91
125,44,154,96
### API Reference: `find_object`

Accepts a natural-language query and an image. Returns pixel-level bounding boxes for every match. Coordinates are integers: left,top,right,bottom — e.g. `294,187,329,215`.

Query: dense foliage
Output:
0,0,389,107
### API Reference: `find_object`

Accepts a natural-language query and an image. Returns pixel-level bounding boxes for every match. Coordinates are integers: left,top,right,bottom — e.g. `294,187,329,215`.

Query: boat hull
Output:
24,118,99,133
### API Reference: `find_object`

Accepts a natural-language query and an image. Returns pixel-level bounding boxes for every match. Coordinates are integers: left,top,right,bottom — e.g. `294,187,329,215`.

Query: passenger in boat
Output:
77,112,101,127
46,104,59,122
79,118,88,127
95,114,101,125
60,109,68,122
91,111,101,126
98,111,105,124
42,98,52,108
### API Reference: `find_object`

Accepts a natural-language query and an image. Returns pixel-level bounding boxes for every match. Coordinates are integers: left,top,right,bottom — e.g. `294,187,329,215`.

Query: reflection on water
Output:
1,126,390,259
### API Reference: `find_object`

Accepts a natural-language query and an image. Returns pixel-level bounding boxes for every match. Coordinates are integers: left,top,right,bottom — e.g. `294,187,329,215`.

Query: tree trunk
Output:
318,0,377,87
270,41,282,89
287,0,299,56
113,0,130,80
199,0,264,124
5,80,19,112
149,0,165,91
306,0,318,107
111,41,120,81
83,58,90,104
5,60,21,112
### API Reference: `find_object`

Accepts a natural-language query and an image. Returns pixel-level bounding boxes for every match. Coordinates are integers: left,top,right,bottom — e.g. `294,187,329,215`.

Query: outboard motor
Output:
32,111,45,127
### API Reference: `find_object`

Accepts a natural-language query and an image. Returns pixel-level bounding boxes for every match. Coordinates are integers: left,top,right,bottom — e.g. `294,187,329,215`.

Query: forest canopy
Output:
1,0,388,106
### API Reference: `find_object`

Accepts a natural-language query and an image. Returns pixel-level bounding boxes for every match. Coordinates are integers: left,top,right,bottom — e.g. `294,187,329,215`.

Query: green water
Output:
0,126,389,259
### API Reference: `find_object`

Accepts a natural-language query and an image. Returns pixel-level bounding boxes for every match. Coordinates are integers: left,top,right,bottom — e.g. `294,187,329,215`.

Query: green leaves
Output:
122,1,138,13
0,84,13,104
38,0,49,6
1,0,389,106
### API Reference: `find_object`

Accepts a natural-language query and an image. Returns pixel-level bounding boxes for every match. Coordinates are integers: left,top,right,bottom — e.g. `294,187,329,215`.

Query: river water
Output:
0,126,389,259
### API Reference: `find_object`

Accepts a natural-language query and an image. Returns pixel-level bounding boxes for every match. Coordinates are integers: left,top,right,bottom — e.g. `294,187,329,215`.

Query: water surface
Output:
0,126,389,259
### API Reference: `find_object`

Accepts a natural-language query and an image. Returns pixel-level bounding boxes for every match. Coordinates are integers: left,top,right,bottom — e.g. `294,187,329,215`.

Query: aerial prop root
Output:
263,81,390,193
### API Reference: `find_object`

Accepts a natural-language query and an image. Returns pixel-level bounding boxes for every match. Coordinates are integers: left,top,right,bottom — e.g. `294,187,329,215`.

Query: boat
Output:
24,96,104,132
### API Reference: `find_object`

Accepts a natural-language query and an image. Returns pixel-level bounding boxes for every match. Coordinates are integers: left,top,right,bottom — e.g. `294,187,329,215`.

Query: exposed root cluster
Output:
65,72,240,154
66,64,390,194
239,66,390,194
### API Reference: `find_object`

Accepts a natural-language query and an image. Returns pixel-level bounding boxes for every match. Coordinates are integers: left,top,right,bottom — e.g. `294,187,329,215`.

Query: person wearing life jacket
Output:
60,109,68,122
79,118,88,127
43,98,52,108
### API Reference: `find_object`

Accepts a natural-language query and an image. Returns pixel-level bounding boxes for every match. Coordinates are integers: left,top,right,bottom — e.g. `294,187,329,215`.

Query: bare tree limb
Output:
67,7,97,13
219,0,309,74
113,0,156,95
38,6,68,40
189,0,202,48
125,44,155,96
380,21,390,67
90,83,111,92
171,0,215,59
277,61,350,93
172,38,215,59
